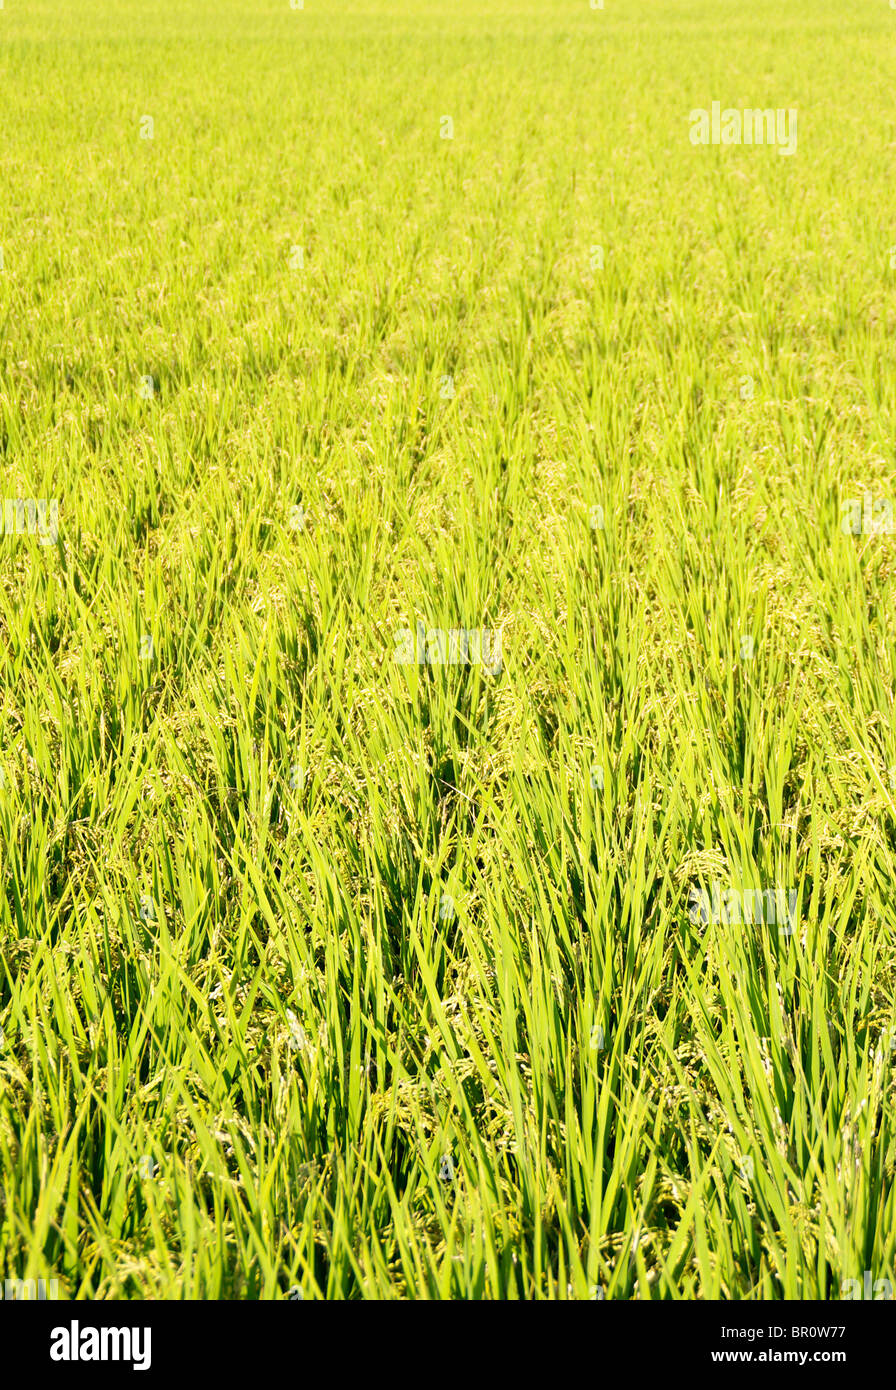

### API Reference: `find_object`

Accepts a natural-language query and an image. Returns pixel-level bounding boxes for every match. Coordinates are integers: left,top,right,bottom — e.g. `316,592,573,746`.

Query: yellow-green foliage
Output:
0,0,895,1299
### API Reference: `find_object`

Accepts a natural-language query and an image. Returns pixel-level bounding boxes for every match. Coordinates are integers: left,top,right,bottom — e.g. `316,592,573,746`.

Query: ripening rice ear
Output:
392,629,414,664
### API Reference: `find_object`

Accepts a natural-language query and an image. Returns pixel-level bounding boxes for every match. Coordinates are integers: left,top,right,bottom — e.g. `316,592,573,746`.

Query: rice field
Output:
1,0,895,1302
